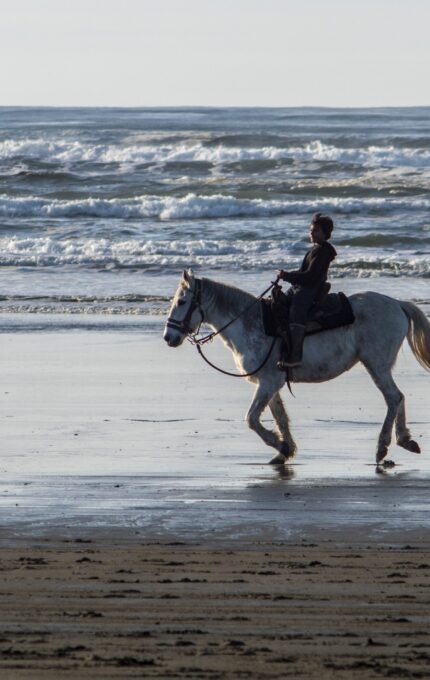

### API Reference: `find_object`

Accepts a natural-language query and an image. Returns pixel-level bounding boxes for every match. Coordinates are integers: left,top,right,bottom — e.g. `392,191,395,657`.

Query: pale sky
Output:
1,0,428,107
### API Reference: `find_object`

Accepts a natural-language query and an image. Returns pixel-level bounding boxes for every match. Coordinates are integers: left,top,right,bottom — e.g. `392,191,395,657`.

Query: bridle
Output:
166,277,282,380
165,279,204,337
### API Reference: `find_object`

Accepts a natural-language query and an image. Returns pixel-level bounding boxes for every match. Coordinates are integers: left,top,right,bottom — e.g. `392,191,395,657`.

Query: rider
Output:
276,212,337,369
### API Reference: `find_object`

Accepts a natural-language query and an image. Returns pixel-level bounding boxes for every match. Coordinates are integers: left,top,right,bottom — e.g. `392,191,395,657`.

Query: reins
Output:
187,278,280,379
194,336,277,378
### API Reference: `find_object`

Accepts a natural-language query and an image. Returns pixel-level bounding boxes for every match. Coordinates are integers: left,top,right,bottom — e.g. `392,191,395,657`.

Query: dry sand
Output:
1,536,430,679
1,329,429,678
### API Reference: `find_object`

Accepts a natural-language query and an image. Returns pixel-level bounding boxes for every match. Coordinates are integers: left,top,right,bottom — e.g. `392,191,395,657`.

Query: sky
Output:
0,0,428,107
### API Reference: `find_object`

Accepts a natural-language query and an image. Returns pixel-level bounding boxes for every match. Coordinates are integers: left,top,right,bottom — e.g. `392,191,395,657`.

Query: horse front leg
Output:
246,384,289,463
268,392,297,462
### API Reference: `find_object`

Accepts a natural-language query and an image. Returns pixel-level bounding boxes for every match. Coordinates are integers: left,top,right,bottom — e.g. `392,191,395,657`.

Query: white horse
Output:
164,269,430,464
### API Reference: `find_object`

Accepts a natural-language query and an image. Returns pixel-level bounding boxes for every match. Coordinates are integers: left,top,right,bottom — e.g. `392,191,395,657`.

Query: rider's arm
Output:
280,246,334,286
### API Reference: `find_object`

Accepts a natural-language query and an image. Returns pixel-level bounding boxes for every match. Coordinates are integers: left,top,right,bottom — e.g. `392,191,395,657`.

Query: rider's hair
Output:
312,213,334,239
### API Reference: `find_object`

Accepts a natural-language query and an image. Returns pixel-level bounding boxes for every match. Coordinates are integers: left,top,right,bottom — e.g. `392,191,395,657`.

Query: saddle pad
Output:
262,292,355,338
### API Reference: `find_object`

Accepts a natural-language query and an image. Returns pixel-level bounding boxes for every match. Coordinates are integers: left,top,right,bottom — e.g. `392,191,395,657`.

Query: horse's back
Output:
349,291,407,325
348,291,409,357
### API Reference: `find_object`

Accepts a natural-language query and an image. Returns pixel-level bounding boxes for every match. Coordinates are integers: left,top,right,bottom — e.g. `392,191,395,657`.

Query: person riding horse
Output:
276,213,337,369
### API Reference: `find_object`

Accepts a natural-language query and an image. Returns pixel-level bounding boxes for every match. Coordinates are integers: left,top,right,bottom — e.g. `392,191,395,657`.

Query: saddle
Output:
262,283,355,338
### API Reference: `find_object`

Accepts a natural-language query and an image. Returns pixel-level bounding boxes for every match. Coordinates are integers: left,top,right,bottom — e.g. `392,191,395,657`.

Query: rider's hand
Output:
277,270,286,281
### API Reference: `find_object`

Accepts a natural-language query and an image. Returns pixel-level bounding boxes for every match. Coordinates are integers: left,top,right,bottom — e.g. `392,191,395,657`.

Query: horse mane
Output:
201,277,257,318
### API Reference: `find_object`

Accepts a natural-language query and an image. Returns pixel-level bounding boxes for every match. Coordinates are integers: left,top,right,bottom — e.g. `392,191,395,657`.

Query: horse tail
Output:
400,300,430,371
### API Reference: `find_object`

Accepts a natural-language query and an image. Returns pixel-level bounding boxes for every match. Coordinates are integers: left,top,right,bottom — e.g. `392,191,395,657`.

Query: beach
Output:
1,330,429,678
1,105,430,677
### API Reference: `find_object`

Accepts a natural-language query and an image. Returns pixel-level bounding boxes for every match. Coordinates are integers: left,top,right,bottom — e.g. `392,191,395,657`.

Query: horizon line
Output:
1,104,429,110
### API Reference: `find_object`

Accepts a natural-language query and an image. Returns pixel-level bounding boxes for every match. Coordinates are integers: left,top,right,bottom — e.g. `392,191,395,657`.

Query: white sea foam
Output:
2,137,430,168
1,235,429,277
1,193,429,220
288,141,430,167
0,236,272,267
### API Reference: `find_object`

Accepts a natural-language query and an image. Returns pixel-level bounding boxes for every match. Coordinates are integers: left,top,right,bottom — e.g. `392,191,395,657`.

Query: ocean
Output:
1,106,429,331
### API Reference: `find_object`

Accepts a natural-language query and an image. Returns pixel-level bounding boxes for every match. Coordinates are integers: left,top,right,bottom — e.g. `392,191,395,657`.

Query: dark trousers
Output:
286,285,322,325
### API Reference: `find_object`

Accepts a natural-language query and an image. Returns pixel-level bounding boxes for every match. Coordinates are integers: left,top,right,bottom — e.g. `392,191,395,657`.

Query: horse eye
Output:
177,299,186,306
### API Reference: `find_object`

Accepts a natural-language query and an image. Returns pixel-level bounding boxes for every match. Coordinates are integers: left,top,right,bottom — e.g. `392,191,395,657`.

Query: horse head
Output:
164,269,203,347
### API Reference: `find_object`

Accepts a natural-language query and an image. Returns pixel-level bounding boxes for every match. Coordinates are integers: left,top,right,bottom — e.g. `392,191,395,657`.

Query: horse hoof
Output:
269,453,286,465
280,442,292,458
376,447,388,463
403,439,421,454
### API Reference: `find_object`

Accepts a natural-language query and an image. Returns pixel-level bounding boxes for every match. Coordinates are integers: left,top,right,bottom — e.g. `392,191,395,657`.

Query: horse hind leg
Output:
363,363,404,463
395,396,421,454
246,384,288,463
268,392,297,463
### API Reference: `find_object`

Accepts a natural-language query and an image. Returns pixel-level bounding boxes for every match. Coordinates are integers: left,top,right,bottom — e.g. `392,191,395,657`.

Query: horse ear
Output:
182,268,195,285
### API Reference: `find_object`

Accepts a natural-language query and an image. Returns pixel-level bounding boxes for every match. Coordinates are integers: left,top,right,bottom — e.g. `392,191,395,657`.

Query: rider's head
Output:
310,213,334,243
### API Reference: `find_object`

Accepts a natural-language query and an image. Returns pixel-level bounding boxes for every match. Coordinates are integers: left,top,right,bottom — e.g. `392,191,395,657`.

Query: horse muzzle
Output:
163,329,183,347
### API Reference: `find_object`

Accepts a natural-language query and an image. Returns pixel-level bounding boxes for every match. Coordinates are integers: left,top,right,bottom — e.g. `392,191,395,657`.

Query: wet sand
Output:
1,330,429,539
1,330,429,677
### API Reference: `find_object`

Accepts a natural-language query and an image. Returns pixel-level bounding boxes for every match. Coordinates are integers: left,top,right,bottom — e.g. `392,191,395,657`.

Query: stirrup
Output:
277,360,290,371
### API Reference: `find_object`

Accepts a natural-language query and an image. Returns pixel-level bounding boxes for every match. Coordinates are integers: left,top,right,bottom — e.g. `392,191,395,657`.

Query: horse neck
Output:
201,278,257,348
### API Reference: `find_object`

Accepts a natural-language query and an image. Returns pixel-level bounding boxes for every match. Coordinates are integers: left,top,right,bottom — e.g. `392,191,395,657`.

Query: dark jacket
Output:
282,241,337,288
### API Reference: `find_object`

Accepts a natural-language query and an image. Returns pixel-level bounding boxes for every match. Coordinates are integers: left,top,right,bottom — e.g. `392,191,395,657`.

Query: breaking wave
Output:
1,235,429,277
2,138,430,168
1,193,429,220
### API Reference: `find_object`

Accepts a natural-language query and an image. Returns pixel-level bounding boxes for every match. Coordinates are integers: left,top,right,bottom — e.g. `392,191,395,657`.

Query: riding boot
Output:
285,323,306,367
276,329,290,371
277,323,306,370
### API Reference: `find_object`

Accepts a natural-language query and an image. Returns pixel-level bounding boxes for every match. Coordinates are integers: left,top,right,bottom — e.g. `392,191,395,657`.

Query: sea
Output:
1,106,429,332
